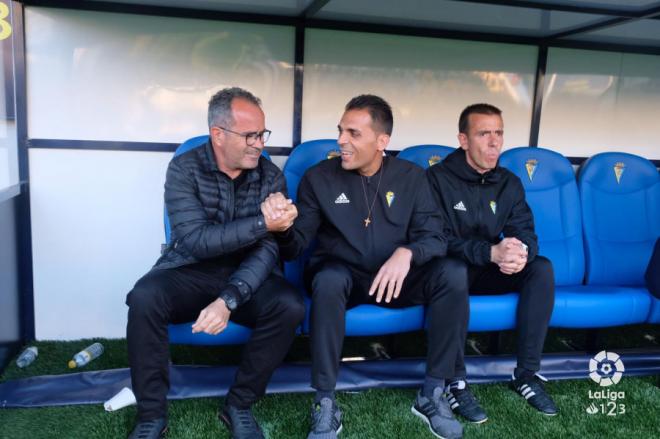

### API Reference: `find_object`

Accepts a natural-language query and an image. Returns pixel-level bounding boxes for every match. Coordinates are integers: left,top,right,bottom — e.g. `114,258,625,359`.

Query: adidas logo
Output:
453,201,466,211
334,193,350,204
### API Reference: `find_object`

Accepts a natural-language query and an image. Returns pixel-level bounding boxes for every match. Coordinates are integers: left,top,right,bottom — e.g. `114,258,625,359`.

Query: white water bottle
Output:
16,346,38,368
68,342,104,368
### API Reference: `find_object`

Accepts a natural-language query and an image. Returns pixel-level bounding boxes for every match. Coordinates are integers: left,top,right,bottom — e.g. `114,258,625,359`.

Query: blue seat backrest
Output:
164,135,271,244
499,147,585,286
282,139,341,288
579,152,660,286
397,144,456,169
283,139,340,202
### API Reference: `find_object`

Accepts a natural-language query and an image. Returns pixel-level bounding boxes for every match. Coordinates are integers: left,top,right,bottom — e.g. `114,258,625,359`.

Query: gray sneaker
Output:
219,405,265,439
307,397,342,439
411,388,463,439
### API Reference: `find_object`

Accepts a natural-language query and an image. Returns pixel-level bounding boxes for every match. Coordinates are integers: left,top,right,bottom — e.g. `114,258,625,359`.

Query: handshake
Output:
260,192,298,232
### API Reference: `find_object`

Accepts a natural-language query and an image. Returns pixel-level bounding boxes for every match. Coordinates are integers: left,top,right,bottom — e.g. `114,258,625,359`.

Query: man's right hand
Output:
261,192,297,232
491,237,527,275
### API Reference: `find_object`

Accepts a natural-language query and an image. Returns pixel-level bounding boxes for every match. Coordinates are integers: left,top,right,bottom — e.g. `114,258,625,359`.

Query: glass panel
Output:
26,7,295,145
539,48,660,159
303,29,537,150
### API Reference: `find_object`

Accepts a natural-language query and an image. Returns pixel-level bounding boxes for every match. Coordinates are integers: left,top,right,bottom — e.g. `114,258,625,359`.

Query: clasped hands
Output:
491,237,528,275
261,192,298,232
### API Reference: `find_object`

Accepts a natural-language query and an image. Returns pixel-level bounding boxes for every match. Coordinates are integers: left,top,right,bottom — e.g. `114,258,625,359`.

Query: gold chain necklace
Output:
359,159,384,228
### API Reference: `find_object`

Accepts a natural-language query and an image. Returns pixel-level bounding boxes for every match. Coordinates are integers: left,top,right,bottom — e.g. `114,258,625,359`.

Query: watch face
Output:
225,296,237,311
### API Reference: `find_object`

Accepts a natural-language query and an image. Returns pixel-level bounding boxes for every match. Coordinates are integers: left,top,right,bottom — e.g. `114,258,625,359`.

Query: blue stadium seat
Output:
501,147,652,327
578,152,658,323
397,144,455,168
282,139,425,335
166,135,270,344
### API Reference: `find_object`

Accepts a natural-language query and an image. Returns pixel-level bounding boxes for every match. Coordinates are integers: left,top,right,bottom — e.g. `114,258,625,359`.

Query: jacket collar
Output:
442,148,501,184
202,139,262,183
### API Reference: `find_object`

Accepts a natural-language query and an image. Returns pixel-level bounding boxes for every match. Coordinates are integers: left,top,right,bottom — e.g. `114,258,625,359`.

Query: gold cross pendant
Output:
364,217,371,227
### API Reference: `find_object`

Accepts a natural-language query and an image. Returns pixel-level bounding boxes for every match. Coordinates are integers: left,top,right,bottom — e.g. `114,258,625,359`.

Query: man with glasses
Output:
126,87,303,439
263,95,467,439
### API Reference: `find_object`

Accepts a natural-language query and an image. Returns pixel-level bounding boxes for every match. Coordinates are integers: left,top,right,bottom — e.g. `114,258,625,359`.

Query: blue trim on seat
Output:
168,321,252,345
397,144,455,169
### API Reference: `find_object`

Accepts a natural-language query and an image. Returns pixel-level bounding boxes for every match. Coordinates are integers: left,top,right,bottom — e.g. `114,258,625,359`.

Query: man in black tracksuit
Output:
263,95,466,439
426,103,557,422
125,88,304,439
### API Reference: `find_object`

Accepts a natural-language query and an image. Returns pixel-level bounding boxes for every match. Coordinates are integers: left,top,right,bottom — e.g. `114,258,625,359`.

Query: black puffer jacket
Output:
154,140,286,305
426,148,538,266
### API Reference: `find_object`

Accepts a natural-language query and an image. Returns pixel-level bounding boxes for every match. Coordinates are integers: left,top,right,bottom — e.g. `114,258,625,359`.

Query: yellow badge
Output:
525,159,538,181
327,150,341,159
428,155,442,167
614,162,625,184
490,201,497,214
386,191,395,207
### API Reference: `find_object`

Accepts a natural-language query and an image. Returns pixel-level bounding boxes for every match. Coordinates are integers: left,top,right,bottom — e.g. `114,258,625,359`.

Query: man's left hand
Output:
191,298,231,335
369,247,413,304
498,239,528,275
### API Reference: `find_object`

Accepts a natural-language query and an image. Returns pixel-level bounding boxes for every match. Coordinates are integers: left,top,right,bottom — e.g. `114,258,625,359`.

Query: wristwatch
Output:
220,291,238,312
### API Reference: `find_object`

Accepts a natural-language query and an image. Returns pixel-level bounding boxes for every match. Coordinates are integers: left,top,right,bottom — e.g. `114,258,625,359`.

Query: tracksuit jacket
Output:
276,155,447,272
154,140,286,306
426,148,539,265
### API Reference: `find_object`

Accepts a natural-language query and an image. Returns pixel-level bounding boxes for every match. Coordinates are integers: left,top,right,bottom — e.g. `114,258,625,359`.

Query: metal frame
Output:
11,0,35,342
449,0,660,19
8,0,660,344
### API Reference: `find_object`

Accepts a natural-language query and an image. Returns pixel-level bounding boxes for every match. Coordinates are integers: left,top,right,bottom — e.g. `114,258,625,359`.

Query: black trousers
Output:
305,258,468,392
126,259,305,421
454,256,555,377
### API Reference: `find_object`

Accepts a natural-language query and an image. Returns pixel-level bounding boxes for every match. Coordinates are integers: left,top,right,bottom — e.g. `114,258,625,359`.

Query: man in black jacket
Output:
427,103,557,422
126,87,304,439
263,95,467,439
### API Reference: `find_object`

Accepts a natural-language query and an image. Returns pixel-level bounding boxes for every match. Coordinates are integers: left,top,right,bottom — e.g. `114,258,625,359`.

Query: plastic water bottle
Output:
68,342,104,368
16,346,38,368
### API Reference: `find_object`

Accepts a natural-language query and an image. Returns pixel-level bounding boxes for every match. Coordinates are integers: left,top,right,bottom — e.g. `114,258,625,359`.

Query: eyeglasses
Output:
216,126,271,146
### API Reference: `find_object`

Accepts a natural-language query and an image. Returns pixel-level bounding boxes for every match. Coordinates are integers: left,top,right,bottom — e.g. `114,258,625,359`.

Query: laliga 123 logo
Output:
585,350,626,416
589,350,624,386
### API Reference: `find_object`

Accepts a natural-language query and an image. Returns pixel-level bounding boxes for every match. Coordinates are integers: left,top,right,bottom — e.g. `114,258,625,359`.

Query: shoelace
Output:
136,421,161,439
453,387,478,407
431,393,453,418
313,401,335,432
236,409,258,429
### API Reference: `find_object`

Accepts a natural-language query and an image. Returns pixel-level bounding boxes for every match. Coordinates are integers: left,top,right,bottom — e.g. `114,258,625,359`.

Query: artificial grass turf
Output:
1,377,658,438
1,329,658,438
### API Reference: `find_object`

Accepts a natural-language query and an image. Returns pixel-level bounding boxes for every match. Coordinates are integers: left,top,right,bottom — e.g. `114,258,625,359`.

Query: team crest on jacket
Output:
613,162,625,184
489,201,497,214
386,191,395,207
428,155,442,167
327,150,341,159
525,159,538,181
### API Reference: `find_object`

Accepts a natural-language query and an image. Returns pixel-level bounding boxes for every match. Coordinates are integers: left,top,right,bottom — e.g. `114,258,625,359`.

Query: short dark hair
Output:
345,94,393,136
208,87,262,129
458,103,502,134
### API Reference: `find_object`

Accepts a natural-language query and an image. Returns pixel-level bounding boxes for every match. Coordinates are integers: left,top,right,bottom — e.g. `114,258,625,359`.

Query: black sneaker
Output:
411,388,463,439
446,380,488,424
511,372,559,416
127,418,167,439
307,397,342,439
219,405,265,439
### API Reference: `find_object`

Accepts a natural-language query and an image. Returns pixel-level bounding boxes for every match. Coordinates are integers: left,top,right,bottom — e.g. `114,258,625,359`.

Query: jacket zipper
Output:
228,177,235,222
